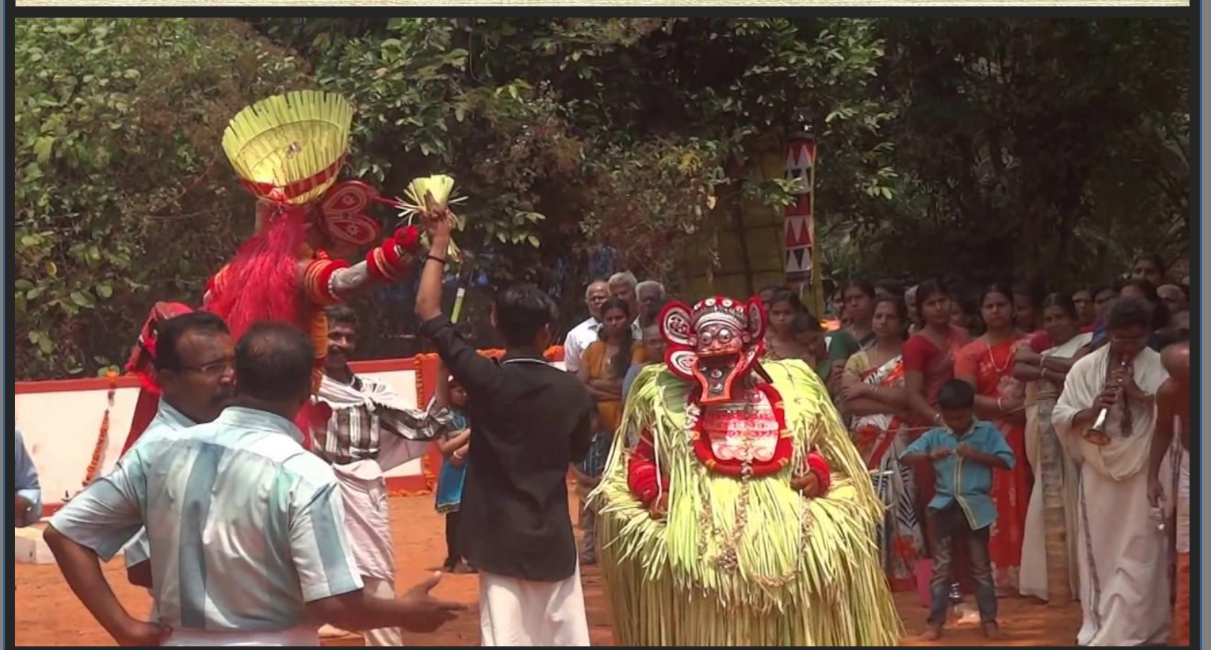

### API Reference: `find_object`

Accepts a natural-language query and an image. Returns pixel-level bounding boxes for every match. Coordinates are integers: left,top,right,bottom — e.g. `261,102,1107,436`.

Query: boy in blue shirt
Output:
901,379,1015,641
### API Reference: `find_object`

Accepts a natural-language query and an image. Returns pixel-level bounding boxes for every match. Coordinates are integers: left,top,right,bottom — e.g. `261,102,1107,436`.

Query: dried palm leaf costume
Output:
122,91,422,452
590,297,901,646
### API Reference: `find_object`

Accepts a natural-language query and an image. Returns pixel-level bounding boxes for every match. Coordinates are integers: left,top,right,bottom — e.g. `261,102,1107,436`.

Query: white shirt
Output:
563,317,642,373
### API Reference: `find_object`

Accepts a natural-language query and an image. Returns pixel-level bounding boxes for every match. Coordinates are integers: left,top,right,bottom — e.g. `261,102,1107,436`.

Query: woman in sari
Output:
1014,294,1092,603
903,279,972,526
954,282,1030,593
840,296,924,590
764,289,811,361
843,279,878,350
576,297,644,564
764,290,853,395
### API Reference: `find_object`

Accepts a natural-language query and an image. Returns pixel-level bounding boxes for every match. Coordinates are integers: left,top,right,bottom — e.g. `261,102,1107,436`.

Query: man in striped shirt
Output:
311,304,456,646
45,322,464,646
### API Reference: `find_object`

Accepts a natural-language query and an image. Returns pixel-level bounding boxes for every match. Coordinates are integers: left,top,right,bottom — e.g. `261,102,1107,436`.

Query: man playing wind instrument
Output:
590,297,901,646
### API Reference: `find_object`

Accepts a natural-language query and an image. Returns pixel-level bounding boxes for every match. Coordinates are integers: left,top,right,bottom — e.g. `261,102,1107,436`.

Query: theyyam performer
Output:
122,90,426,452
591,297,901,645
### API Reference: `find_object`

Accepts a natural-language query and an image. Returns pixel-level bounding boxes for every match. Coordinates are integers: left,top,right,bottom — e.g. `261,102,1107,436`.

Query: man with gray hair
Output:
635,280,666,328
564,278,641,373
608,271,640,319
563,280,611,374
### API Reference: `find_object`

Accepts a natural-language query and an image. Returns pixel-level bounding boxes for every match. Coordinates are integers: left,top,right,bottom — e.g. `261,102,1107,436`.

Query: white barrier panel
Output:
15,367,422,512
15,355,567,515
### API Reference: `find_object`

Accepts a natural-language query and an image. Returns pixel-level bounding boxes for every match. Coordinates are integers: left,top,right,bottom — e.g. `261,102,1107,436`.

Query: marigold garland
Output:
83,371,119,487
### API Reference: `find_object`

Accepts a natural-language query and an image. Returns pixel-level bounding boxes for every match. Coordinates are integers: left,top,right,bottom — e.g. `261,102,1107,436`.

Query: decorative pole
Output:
783,114,824,317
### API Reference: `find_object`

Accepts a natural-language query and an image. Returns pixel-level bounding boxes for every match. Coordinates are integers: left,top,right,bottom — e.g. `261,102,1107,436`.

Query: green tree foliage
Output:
14,17,1189,380
256,17,896,325
15,18,310,378
829,18,1190,289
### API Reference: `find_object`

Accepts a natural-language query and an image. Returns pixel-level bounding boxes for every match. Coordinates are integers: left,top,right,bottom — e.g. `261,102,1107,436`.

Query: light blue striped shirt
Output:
121,400,197,569
50,407,364,632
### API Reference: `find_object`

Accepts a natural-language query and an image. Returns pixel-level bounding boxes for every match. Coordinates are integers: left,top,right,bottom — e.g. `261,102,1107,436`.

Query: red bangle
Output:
366,246,397,282
380,238,412,278
807,452,831,494
394,226,421,253
308,258,350,305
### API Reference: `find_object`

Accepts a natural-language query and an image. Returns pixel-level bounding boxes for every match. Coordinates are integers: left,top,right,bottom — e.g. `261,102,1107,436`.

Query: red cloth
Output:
1174,552,1190,646
627,432,668,505
954,336,1031,586
1029,331,1051,353
902,326,969,413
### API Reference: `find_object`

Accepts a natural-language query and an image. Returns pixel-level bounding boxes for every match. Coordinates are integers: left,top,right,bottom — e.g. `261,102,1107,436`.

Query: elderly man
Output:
45,323,463,646
564,279,641,373
563,280,610,374
14,429,42,528
312,305,456,646
1052,297,1172,646
635,280,666,327
609,271,641,320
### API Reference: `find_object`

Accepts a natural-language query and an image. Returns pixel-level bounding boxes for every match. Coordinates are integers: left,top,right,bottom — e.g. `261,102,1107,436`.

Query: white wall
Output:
16,368,422,509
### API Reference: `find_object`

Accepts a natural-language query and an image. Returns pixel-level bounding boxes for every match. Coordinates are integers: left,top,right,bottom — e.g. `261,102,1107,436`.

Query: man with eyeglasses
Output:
1052,297,1174,646
117,311,236,592
45,322,464,646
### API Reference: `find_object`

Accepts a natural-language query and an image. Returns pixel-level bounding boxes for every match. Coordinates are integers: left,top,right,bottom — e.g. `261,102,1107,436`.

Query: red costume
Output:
122,91,421,452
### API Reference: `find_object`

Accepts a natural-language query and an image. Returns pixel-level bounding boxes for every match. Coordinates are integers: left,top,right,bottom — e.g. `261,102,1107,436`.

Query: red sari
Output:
955,335,1032,590
902,326,970,560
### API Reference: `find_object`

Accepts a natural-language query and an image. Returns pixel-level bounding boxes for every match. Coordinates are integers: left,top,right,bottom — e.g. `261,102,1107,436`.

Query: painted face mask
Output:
660,296,766,405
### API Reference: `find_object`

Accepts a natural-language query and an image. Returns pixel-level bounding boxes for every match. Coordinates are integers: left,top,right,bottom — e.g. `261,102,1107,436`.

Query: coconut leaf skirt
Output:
591,361,902,646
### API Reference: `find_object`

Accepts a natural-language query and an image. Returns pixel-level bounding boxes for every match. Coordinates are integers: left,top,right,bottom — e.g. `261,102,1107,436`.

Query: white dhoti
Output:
1074,463,1171,646
330,450,423,647
479,566,591,646
1052,345,1173,647
165,626,320,646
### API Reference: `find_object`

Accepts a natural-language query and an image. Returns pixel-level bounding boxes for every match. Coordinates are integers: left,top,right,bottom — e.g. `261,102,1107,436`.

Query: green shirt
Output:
819,330,860,380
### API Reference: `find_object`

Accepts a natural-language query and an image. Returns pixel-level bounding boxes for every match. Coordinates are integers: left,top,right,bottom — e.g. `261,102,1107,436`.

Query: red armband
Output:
366,244,402,283
304,257,350,306
394,226,421,253
627,431,669,506
807,451,831,494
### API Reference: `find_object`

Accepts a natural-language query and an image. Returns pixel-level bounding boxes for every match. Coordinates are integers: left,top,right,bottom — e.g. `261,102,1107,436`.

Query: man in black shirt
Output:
416,208,595,646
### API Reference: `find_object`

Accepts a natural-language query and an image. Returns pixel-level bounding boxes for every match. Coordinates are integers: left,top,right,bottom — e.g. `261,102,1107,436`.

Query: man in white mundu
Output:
1052,297,1172,646
311,305,458,646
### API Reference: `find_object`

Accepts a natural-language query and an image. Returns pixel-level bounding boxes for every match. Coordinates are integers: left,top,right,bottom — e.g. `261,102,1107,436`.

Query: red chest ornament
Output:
687,382,793,478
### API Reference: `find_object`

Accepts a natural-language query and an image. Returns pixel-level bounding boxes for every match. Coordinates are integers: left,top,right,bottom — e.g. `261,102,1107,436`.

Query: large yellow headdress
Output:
222,90,353,206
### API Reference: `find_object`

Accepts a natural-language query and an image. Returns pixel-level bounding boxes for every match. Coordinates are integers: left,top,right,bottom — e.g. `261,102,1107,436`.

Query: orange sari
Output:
584,340,646,435
955,335,1031,590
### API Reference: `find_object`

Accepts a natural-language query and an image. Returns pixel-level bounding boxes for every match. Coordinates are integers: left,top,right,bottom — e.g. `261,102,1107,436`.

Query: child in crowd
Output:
435,363,474,574
901,379,1015,641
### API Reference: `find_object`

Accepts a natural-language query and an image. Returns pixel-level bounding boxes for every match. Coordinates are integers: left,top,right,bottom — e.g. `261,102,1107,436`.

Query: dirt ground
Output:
15,491,1082,647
